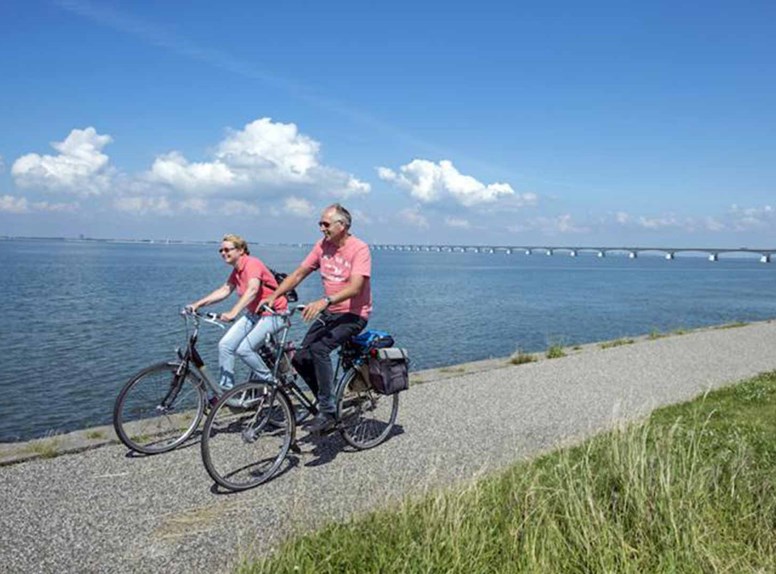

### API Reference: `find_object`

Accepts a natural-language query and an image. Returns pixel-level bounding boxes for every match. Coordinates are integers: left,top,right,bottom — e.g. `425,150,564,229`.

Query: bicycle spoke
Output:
113,363,205,455
201,382,294,491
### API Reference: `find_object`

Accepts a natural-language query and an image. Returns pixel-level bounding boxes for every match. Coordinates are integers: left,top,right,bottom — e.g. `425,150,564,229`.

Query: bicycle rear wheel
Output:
201,382,294,491
113,362,205,455
336,368,399,450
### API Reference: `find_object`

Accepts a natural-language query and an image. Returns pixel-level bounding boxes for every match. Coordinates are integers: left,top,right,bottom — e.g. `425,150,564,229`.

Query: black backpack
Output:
269,268,298,303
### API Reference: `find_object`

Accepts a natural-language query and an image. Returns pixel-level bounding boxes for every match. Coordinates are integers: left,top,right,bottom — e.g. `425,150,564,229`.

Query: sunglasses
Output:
318,220,341,229
218,247,237,254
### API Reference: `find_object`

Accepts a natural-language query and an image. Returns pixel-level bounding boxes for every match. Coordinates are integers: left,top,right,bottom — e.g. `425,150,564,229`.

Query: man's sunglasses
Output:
318,220,341,229
218,247,237,254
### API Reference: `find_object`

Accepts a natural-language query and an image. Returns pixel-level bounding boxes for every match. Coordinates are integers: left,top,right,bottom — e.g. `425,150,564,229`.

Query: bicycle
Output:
200,304,400,491
113,308,237,455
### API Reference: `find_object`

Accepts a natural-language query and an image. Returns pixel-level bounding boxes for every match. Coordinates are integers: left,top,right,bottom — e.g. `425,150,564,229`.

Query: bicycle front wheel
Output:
113,362,205,455
201,382,294,491
337,368,399,450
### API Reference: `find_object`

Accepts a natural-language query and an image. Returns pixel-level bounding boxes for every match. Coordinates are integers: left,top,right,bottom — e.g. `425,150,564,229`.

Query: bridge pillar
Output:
665,252,674,260
505,248,512,255
598,251,606,258
525,249,531,255
629,251,638,259
546,249,553,256
570,250,577,257
762,254,772,263
708,253,718,262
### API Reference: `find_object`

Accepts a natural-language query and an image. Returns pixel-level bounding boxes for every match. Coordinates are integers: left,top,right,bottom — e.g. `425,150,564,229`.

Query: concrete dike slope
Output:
1,321,775,573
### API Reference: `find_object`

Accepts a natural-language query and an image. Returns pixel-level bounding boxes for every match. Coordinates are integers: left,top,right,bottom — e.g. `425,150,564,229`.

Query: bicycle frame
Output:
172,311,225,401
260,305,371,423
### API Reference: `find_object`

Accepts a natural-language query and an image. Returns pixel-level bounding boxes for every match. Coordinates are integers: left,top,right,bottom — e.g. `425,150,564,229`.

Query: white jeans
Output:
217,313,283,389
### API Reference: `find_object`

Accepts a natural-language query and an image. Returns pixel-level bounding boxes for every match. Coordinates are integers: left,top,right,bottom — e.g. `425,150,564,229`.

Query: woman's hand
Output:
219,310,238,323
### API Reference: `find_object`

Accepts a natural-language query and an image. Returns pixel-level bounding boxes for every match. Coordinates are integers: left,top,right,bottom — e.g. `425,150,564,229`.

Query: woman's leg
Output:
235,314,283,382
218,316,253,389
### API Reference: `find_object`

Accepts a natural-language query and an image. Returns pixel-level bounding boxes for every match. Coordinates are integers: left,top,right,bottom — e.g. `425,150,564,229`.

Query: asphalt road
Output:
2,321,775,573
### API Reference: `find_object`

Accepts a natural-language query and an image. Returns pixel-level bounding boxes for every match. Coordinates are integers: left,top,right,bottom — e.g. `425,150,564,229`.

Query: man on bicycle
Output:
187,234,288,392
260,203,371,433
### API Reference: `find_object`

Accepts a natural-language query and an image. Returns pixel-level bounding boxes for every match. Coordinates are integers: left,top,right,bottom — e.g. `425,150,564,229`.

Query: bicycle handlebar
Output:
259,303,306,317
180,307,227,329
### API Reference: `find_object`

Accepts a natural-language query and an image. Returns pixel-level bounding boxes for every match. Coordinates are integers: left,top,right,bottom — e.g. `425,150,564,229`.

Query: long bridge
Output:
371,245,775,263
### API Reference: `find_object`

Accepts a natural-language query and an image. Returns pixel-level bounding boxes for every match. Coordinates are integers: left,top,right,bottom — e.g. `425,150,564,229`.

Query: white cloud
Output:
145,118,369,198
11,127,114,196
350,208,372,226
729,204,774,230
0,195,79,214
637,214,681,230
147,152,236,192
180,198,209,214
283,196,315,218
113,196,173,215
399,207,429,229
702,216,726,232
508,214,589,236
444,216,471,229
0,195,29,213
220,200,260,217
378,159,527,208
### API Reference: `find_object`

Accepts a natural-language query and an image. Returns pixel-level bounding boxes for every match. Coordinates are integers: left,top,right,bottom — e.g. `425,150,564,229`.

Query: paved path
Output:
2,322,775,573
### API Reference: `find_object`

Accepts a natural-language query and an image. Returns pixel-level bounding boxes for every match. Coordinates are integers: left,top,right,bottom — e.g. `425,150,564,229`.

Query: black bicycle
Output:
200,305,400,491
113,309,230,455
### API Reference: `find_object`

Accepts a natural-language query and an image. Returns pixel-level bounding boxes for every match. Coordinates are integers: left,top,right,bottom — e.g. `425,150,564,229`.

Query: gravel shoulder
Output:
1,321,775,573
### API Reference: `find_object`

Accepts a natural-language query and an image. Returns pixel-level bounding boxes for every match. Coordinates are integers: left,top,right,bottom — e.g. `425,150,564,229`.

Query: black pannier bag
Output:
367,347,410,395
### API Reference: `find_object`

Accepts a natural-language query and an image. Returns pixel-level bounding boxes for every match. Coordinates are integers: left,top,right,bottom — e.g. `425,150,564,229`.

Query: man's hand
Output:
219,310,238,323
257,296,275,312
302,298,329,322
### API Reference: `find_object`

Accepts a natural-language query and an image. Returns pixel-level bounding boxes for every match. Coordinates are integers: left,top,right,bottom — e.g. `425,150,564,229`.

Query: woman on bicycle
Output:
187,234,288,390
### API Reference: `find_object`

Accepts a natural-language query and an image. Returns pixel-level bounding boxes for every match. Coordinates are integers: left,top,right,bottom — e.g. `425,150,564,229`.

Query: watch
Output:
323,296,332,307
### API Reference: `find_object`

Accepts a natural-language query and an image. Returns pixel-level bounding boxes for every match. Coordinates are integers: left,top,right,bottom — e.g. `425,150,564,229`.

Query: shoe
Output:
308,412,336,434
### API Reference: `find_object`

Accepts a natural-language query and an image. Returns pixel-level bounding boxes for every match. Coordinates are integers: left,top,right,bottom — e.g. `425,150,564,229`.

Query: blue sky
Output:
0,0,774,247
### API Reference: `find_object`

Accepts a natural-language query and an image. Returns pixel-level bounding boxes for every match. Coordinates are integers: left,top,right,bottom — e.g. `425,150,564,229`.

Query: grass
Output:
599,338,635,349
86,430,105,440
508,349,537,365
546,344,566,359
714,321,749,330
25,438,61,459
439,366,467,374
242,370,776,574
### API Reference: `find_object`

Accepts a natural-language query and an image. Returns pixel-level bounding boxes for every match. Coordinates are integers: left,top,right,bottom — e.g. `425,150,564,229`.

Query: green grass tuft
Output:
509,350,537,365
599,338,635,349
546,344,566,359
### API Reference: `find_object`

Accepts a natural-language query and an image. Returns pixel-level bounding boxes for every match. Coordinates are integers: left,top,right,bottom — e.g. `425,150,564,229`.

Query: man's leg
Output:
291,318,329,396
306,313,366,432
218,316,253,389
235,314,283,382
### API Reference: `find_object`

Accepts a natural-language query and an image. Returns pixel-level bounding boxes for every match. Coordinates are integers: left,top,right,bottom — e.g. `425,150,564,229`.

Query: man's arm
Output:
301,273,366,321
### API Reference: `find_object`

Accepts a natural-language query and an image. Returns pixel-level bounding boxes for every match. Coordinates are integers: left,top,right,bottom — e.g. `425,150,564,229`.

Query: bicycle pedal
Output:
290,442,302,454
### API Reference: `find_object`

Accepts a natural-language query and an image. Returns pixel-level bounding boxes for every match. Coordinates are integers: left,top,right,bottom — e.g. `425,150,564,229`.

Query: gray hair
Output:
325,203,352,229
